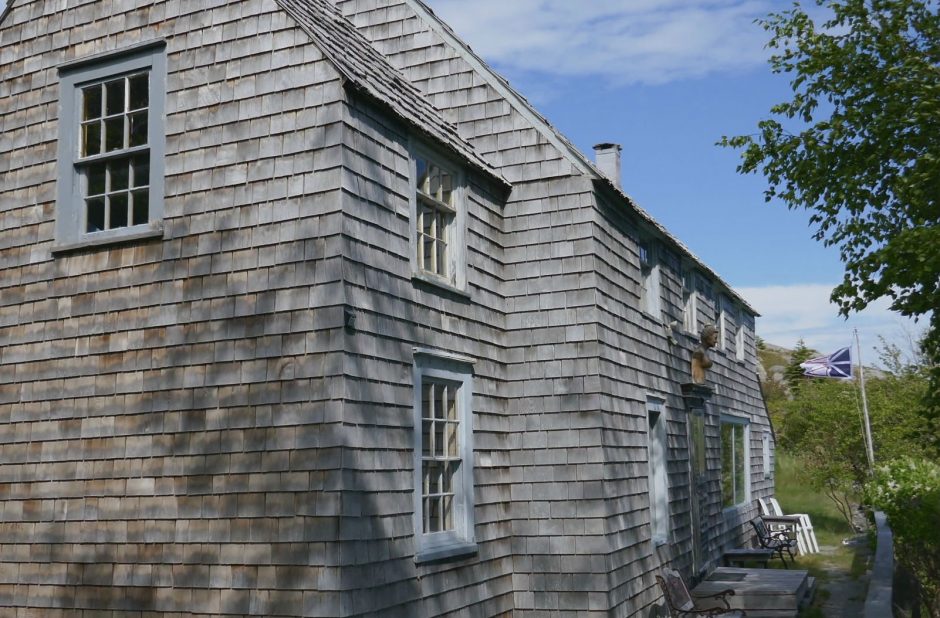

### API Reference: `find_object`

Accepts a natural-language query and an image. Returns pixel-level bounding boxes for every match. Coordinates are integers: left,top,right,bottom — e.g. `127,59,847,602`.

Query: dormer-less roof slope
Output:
350,0,757,315
274,0,507,188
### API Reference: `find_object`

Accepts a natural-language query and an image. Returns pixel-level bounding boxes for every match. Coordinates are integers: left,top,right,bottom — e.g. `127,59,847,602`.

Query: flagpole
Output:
855,329,875,472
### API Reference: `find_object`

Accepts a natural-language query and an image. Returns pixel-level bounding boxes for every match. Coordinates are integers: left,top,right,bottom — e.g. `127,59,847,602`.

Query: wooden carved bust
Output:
691,324,719,384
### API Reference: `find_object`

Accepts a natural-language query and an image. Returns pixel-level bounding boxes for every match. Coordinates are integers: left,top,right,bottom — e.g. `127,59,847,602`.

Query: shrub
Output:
865,458,940,618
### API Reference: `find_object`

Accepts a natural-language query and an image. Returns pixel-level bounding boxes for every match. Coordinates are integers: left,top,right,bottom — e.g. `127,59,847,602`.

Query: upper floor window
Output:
639,240,662,318
413,350,476,562
411,149,466,291
682,271,698,333
55,42,166,249
735,310,747,362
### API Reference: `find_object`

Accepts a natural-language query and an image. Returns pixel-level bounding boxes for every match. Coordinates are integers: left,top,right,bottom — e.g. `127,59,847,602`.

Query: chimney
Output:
593,143,622,189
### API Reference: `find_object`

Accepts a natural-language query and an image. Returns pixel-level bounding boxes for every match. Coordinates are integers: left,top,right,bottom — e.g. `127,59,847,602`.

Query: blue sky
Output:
425,0,925,361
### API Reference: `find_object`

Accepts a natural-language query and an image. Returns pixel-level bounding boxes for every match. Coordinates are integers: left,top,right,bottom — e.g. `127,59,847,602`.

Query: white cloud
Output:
737,283,927,364
426,0,784,85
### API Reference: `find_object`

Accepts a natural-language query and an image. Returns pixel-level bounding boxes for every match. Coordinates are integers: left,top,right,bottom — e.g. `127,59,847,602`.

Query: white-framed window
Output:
647,397,669,543
762,432,772,479
682,271,698,333
720,415,750,509
410,147,467,291
735,309,747,362
55,41,166,249
413,350,475,562
639,240,662,318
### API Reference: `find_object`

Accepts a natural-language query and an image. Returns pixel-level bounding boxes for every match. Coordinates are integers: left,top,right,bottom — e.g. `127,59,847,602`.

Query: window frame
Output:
412,349,476,562
409,144,468,293
55,41,166,251
762,431,772,480
646,397,670,544
720,414,751,510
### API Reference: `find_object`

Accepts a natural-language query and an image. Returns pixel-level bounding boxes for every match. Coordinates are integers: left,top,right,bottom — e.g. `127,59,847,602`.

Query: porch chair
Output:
655,568,745,618
750,517,797,568
769,497,819,553
757,498,808,555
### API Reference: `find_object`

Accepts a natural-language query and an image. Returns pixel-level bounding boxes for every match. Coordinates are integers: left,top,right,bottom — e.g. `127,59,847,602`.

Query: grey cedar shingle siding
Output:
0,0,774,616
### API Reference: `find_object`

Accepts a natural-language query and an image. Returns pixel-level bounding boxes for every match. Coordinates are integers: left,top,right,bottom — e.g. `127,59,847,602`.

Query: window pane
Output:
86,198,105,233
441,171,453,206
446,422,458,458
129,111,148,147
86,163,106,196
105,117,124,152
110,161,129,192
427,496,441,533
105,78,125,116
422,419,432,457
434,421,445,457
81,122,102,157
132,156,149,188
82,85,102,120
128,73,149,110
429,165,441,200
132,190,149,225
109,193,129,229
416,157,429,195
442,494,453,530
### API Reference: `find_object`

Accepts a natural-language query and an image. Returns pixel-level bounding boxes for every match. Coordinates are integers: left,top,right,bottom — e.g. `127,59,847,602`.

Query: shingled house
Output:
0,0,774,616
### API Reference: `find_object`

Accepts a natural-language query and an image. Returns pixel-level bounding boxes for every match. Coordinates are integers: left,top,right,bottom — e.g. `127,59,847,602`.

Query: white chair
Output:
769,497,819,553
758,497,809,555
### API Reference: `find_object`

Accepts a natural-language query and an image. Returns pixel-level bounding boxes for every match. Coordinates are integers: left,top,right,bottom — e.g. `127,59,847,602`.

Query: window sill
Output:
415,541,478,564
52,226,164,255
412,272,471,299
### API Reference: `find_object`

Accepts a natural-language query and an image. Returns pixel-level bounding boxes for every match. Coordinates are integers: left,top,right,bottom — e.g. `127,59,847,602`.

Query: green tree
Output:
721,0,940,428
783,338,815,392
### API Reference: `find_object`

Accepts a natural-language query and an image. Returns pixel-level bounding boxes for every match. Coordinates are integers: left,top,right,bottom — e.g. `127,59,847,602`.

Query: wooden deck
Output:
692,567,816,618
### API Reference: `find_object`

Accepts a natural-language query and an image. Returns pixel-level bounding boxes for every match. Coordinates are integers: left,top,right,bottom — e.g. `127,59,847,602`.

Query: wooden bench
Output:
722,548,774,568
655,568,746,617
750,517,798,568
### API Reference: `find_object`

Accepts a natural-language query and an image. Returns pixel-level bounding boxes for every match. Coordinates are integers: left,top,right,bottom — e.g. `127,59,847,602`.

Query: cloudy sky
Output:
425,0,925,361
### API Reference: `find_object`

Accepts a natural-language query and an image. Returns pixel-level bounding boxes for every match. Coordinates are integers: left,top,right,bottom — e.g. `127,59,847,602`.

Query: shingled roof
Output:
275,0,507,189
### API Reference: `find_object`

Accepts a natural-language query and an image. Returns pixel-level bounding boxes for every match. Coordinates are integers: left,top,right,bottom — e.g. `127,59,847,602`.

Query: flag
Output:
800,346,853,379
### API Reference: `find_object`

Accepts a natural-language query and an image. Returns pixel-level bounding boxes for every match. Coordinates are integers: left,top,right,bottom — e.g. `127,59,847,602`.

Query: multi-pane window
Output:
415,155,456,281
55,43,166,248
413,352,475,561
421,379,461,534
647,397,669,543
721,416,750,508
79,73,151,233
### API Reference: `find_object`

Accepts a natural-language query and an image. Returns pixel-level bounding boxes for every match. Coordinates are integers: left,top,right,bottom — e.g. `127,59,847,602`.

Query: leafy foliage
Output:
783,338,816,392
767,338,935,526
721,0,940,425
865,458,940,617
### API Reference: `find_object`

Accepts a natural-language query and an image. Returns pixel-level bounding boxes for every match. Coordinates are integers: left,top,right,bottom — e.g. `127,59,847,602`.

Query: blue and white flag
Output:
800,346,853,379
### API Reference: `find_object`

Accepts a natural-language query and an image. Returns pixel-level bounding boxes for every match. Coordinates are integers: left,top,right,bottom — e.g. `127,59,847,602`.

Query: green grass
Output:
775,453,874,617
774,452,856,547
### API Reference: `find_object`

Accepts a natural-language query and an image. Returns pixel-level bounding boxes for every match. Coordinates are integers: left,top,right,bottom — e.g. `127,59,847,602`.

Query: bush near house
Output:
865,458,940,618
